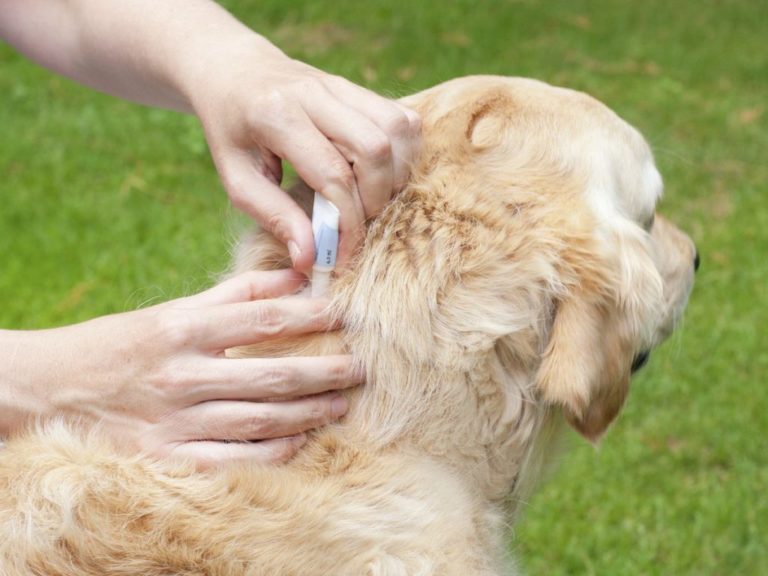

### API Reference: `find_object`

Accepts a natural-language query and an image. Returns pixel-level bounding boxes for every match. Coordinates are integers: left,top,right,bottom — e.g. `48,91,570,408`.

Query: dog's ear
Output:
535,290,634,442
466,90,516,150
535,228,663,441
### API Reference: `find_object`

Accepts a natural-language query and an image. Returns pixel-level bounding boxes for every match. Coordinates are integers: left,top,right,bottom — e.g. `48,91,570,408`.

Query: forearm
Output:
0,314,167,440
0,320,134,438
0,0,284,112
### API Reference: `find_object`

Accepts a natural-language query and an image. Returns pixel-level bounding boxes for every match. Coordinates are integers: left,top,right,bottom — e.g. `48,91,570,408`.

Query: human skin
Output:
0,0,421,269
0,271,363,468
0,0,420,466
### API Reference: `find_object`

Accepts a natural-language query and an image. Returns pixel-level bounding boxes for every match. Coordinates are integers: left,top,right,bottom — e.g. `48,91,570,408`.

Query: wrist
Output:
0,320,122,437
0,329,56,437
175,31,289,117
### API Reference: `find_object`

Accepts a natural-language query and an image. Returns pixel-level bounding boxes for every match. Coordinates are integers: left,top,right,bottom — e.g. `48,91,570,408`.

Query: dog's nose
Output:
693,249,701,272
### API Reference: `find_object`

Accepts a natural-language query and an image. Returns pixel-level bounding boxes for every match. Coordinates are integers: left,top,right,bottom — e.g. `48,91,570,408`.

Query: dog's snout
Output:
693,249,701,272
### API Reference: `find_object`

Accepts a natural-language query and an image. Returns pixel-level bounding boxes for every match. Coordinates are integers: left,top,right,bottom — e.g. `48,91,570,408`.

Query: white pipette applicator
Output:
310,192,340,297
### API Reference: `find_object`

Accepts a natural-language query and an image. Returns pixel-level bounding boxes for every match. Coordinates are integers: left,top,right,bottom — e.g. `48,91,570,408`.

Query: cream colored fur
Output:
0,76,696,575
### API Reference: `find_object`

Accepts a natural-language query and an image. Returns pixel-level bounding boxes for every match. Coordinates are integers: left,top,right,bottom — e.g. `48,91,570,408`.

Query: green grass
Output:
2,1,766,573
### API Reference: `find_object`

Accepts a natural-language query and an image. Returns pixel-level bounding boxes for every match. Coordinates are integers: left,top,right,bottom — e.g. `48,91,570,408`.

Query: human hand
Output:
184,40,421,271
1,2,420,268
0,270,360,468
1,1,420,267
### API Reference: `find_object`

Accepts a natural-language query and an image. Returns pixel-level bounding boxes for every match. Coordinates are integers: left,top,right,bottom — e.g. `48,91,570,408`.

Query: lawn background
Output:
1,1,765,574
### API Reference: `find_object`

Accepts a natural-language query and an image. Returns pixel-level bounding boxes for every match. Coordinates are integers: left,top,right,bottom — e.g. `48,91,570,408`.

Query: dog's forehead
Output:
492,77,663,227
402,76,663,228
498,77,663,228
580,125,662,231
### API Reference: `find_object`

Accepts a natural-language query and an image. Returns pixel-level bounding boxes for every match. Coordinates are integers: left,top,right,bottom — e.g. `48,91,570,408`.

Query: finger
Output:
197,297,337,351
391,102,421,190
169,434,308,469
260,148,284,186
301,87,394,219
252,103,365,268
174,393,349,442
215,148,315,271
187,270,307,307
324,77,421,195
186,355,362,403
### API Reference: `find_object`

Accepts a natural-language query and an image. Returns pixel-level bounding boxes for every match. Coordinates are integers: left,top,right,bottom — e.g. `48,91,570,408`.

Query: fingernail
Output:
288,241,301,268
331,395,349,419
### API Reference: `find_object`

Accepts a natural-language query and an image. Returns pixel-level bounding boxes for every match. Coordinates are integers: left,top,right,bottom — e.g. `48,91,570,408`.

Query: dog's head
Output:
396,76,697,441
232,76,696,453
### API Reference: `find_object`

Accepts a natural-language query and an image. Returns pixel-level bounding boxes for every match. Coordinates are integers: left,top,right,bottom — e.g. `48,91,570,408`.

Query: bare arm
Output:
0,0,262,112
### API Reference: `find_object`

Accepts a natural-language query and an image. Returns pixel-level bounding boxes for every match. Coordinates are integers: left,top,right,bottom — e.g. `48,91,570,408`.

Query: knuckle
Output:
359,133,392,165
250,302,288,337
151,364,184,396
229,194,250,214
194,448,227,469
153,309,198,350
265,212,290,242
245,94,301,144
258,89,304,128
220,171,250,209
404,110,422,136
306,401,332,425
382,111,412,138
295,76,324,96
148,362,193,405
260,89,291,116
327,358,351,384
260,364,301,397
322,159,355,194
267,441,299,464
247,411,278,438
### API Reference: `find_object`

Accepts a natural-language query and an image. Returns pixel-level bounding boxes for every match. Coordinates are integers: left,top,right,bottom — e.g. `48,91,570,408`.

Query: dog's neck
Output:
329,326,557,505
231,167,568,507
317,180,563,506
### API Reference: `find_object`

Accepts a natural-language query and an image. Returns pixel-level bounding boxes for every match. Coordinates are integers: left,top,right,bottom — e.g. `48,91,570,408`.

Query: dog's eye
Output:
643,213,655,232
631,350,651,374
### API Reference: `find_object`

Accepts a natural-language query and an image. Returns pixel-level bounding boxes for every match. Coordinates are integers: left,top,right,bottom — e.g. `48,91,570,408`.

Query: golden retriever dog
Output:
0,76,696,575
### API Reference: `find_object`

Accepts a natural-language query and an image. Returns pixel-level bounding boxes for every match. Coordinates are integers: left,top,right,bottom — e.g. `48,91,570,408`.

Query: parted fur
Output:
0,76,696,575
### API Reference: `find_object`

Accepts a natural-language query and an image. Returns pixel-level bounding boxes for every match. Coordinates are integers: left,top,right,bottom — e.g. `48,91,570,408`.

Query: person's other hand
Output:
186,44,421,271
2,270,359,468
